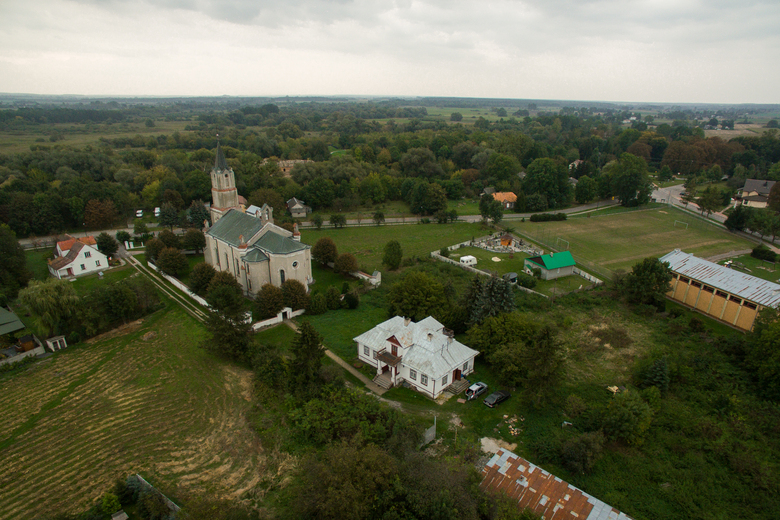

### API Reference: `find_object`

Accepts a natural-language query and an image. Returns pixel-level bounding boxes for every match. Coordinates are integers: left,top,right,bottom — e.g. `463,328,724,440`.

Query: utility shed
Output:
482,449,633,520
659,249,780,331
524,251,576,280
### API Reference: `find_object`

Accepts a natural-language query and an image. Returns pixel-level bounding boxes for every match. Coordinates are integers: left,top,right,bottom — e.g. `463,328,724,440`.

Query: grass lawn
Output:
25,249,54,281
449,199,481,216
0,306,265,520
717,253,780,283
309,200,413,222
512,206,754,274
301,221,487,272
175,253,205,287
254,323,297,351
310,263,355,293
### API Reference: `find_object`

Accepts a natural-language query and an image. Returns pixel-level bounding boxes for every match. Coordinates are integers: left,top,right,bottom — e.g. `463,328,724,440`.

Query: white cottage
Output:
48,235,109,279
354,316,479,398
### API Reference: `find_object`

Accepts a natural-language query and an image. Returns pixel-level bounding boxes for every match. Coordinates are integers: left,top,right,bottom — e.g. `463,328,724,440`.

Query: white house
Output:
48,235,109,279
354,316,479,398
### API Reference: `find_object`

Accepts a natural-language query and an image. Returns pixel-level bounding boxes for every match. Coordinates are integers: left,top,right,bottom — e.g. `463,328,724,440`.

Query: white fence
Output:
252,307,306,331
0,345,46,368
573,268,604,286
147,261,210,307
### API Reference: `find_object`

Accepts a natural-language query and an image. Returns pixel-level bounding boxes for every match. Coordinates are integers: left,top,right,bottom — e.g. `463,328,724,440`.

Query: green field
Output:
0,306,264,520
300,221,487,272
513,207,754,274
717,253,780,283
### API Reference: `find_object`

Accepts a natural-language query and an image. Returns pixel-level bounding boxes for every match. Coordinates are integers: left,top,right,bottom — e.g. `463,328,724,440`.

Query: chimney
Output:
427,333,433,341
404,317,411,327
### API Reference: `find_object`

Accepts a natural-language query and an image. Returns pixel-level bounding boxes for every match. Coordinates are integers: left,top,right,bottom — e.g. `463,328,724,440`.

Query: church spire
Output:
214,139,229,171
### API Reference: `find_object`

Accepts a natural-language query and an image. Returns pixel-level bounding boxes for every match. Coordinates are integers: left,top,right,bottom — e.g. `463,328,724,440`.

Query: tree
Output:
0,224,32,304
382,240,403,270
145,238,165,263
188,262,216,296
312,214,324,230
115,230,131,244
479,194,503,223
767,182,780,213
156,247,188,277
256,283,285,318
560,431,605,475
697,186,722,217
306,293,328,315
312,237,338,265
208,270,242,294
574,175,597,204
186,199,210,227
330,214,347,228
95,232,119,256
134,221,149,236
410,181,448,215
524,158,570,209
658,165,673,182
289,321,325,397
101,492,121,515
334,253,358,275
204,279,251,361
84,199,117,229
158,203,179,232
520,324,565,407
182,229,206,253
601,390,653,445
325,285,343,310
725,203,751,232
388,271,448,322
282,279,308,310
747,308,780,401
610,153,651,207
466,276,516,325
450,112,463,121
19,279,79,337
248,187,286,216
158,229,180,249
622,257,672,308
373,211,385,226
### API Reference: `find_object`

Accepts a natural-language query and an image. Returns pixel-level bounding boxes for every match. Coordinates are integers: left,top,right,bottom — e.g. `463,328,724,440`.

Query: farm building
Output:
354,316,479,398
524,251,576,280
48,235,109,279
492,192,517,209
659,249,780,332
482,449,633,520
286,197,312,218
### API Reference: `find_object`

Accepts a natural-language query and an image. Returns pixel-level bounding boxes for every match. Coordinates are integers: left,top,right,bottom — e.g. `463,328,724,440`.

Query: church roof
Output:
207,209,265,247
254,230,309,254
242,249,269,263
214,142,229,171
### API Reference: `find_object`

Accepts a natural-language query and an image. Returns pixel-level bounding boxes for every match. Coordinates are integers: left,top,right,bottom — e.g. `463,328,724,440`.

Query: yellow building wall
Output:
735,306,758,331
684,285,700,307
708,295,728,318
695,290,713,312
722,300,741,324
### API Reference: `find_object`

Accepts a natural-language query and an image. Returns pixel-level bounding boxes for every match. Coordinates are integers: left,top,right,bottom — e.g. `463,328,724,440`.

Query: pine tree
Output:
289,321,325,397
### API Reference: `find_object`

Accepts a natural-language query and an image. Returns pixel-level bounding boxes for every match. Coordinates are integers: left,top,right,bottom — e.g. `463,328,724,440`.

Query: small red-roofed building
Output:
492,192,518,209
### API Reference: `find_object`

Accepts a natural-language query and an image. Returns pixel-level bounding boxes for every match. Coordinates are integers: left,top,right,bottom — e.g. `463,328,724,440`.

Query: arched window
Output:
280,269,286,284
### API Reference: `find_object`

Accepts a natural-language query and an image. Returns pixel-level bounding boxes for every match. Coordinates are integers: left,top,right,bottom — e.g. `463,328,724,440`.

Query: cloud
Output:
1,0,779,102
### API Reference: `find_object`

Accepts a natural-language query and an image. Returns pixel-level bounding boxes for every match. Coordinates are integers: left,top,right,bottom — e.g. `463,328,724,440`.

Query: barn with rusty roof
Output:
482,449,633,520
659,249,780,331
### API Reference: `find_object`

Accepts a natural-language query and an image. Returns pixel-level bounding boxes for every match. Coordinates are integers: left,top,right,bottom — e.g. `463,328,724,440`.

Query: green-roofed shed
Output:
524,251,576,280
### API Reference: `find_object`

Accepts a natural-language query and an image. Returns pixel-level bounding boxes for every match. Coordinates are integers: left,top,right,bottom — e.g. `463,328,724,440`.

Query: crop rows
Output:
0,308,265,519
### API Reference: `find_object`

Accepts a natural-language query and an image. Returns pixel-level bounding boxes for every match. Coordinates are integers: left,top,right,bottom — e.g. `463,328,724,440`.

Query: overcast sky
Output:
2,0,779,104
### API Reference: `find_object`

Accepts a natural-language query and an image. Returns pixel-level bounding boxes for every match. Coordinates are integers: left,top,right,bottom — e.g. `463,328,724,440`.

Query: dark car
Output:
465,382,488,400
483,391,511,408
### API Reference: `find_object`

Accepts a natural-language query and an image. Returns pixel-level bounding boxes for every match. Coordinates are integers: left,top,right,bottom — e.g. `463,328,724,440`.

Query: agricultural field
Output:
513,207,754,274
0,306,264,520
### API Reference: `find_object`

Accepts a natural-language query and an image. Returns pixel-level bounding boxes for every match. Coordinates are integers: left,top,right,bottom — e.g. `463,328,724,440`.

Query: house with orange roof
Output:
492,192,518,210
48,235,108,279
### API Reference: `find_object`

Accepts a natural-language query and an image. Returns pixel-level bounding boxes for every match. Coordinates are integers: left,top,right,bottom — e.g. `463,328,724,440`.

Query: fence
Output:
147,261,210,307
252,307,306,331
134,474,180,513
0,345,46,368
420,416,437,448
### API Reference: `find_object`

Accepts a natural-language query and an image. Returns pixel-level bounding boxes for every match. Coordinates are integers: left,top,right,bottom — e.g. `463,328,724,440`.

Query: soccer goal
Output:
556,237,570,250
674,220,689,229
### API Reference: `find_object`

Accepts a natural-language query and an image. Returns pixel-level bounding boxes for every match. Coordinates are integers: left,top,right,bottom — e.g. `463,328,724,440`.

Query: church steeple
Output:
210,138,240,223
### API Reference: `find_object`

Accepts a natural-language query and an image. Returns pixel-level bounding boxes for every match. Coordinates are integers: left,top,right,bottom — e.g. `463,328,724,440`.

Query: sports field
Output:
515,207,754,274
0,307,264,519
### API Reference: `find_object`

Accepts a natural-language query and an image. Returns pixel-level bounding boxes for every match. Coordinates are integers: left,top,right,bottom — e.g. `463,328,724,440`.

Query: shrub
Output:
312,237,338,265
282,279,308,310
325,285,343,310
256,283,285,319
341,282,350,294
115,230,131,243
560,431,605,475
516,272,537,289
156,247,188,277
145,238,165,262
529,212,567,222
158,229,180,249
188,262,216,296
334,253,358,274
751,244,777,263
344,291,360,309
306,293,327,315
439,246,450,258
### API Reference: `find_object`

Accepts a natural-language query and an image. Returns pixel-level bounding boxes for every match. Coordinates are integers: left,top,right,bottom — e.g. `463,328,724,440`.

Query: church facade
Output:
204,144,313,295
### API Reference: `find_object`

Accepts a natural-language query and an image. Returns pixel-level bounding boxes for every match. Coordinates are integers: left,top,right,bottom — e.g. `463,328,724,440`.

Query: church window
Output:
280,269,286,283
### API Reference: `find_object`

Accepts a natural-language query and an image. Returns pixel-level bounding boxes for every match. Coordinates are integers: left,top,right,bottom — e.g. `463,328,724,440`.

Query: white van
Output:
135,210,143,218
154,207,161,217
459,255,477,266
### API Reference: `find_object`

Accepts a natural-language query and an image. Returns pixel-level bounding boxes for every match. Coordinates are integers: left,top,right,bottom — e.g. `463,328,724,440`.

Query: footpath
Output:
282,320,387,395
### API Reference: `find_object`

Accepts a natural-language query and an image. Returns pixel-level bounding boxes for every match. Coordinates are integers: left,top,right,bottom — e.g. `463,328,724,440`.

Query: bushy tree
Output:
158,202,179,230
725,203,751,232
19,279,79,337
325,285,343,310
388,271,447,322
574,175,597,204
601,390,653,445
188,262,216,296
0,224,32,303
157,247,188,277
330,214,347,228
306,293,328,315
115,230,131,244
282,279,308,310
520,324,565,407
383,240,403,270
289,321,325,397
182,228,206,253
205,273,250,361
479,194,503,223
466,276,516,325
373,211,385,225
344,291,360,309
312,214,324,230
610,153,651,207
256,283,285,319
312,237,338,265
186,199,211,227
157,229,180,249
560,431,605,475
334,253,358,274
95,232,119,256
622,257,672,309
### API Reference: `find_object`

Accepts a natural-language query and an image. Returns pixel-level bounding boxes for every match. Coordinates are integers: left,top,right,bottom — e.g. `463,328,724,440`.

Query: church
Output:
203,144,313,295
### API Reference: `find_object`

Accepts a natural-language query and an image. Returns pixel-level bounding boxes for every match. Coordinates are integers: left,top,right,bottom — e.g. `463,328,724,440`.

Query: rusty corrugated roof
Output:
481,449,632,520
660,250,780,307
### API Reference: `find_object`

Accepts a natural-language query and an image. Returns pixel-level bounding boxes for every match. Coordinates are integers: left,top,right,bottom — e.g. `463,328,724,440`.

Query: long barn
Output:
659,249,780,331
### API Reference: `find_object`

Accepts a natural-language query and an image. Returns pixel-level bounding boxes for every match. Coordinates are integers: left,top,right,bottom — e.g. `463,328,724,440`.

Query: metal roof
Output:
242,249,268,263
207,210,265,247
660,249,780,308
482,449,633,520
354,316,479,379
254,230,309,255
214,142,229,171
0,308,26,336
526,250,576,270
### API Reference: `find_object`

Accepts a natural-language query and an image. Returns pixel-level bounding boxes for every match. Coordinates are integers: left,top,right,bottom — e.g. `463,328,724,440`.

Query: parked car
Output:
483,391,511,408
135,210,143,218
465,382,488,400
154,207,161,217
